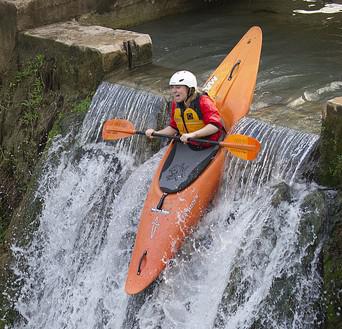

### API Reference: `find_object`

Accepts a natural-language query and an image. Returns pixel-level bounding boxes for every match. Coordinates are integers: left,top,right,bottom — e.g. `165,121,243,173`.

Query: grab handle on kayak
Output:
137,250,147,275
228,60,241,80
157,192,168,210
151,192,170,215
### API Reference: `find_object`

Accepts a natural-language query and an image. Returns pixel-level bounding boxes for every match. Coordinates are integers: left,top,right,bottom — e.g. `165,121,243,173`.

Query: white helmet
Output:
169,70,197,89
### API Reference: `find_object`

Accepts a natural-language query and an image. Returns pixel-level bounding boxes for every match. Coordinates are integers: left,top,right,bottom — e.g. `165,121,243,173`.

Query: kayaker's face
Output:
170,85,188,103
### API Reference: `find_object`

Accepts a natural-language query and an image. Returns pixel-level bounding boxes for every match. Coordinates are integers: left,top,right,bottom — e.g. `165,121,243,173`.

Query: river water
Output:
129,0,342,134
12,82,321,329
9,1,341,328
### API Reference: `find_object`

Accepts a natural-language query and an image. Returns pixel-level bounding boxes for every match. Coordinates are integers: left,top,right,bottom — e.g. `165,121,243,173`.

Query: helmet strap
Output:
185,87,195,106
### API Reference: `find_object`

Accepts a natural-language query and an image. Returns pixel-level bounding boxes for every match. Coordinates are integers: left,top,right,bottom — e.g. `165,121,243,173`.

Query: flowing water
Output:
9,0,341,328
11,82,321,329
128,0,342,134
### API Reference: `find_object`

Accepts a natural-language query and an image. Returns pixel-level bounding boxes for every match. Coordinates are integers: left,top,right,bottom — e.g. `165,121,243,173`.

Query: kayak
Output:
125,26,262,295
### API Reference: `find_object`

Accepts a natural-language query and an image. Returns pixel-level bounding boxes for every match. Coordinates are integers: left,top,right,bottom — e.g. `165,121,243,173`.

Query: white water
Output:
11,83,322,329
294,3,342,15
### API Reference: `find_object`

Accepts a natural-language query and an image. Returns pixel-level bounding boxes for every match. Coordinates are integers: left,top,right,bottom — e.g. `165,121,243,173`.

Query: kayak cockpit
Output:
159,142,220,193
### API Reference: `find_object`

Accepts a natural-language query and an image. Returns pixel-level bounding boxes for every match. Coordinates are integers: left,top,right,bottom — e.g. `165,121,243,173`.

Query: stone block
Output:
18,21,152,92
0,0,101,74
0,0,206,74
318,97,342,188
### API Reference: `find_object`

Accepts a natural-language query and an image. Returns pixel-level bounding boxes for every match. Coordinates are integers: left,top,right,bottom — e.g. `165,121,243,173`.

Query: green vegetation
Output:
330,154,342,180
14,54,44,84
47,96,92,142
318,108,342,327
47,113,63,142
0,52,94,245
0,54,46,245
20,77,43,127
324,218,342,328
71,96,91,114
0,40,102,327
19,56,45,130
2,54,45,133
72,96,92,113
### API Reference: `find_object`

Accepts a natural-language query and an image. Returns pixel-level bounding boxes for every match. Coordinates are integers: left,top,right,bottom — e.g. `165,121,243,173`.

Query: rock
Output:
271,182,292,207
18,22,152,92
299,191,326,239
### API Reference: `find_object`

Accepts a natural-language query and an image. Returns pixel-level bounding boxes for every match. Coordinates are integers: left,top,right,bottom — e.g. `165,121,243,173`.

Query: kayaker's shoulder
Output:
199,93,216,106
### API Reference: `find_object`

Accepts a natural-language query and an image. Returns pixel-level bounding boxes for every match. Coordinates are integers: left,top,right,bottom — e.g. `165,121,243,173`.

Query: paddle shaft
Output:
102,119,260,159
135,131,255,151
137,130,217,144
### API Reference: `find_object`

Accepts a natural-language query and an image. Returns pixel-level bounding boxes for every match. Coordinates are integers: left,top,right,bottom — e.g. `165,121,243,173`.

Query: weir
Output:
11,82,323,329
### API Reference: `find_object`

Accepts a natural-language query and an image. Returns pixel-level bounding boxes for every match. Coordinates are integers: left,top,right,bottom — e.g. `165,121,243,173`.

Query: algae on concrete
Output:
322,191,342,328
317,97,342,328
318,97,342,188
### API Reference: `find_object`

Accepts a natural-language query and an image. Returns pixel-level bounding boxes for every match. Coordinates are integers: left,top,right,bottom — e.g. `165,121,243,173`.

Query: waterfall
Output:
11,82,322,329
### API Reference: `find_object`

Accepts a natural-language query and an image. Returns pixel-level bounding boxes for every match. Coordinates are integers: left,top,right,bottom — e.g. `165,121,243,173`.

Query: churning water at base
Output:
12,83,321,329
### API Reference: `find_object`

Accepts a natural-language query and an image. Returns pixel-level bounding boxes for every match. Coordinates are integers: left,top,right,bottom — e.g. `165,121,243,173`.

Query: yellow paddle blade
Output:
102,119,136,141
220,134,261,160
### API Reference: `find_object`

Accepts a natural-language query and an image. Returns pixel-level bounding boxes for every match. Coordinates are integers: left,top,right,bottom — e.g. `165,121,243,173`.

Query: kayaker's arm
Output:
146,126,178,139
180,123,219,143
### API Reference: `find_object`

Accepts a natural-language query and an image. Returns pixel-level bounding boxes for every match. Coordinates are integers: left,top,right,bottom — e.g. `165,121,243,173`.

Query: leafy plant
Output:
16,55,45,130
72,96,92,113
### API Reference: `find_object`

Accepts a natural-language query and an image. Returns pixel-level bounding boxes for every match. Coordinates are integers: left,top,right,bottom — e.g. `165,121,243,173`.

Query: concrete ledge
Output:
0,0,206,74
18,21,152,92
323,97,342,119
319,97,342,187
0,0,100,74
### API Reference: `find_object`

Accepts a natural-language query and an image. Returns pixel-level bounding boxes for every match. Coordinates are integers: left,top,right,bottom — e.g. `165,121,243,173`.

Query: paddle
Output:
102,119,261,161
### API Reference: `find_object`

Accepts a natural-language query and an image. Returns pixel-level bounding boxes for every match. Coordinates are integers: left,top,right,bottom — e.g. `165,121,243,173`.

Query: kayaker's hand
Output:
180,133,195,143
145,129,155,139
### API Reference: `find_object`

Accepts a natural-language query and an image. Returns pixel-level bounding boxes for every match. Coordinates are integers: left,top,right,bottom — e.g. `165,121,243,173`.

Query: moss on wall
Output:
323,194,342,327
318,99,342,188
0,54,95,327
0,54,94,240
317,99,342,328
0,54,48,245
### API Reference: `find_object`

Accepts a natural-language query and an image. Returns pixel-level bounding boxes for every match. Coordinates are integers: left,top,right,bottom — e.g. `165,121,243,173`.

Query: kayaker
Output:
145,70,225,146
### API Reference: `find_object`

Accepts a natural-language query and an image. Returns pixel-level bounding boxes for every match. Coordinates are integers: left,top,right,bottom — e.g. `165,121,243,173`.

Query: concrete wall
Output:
1,0,97,74
79,0,207,30
17,23,153,92
319,97,342,188
0,1,17,75
0,0,206,75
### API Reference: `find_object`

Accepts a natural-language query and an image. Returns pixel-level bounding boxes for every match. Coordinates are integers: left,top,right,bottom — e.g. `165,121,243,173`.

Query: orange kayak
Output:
125,26,262,295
